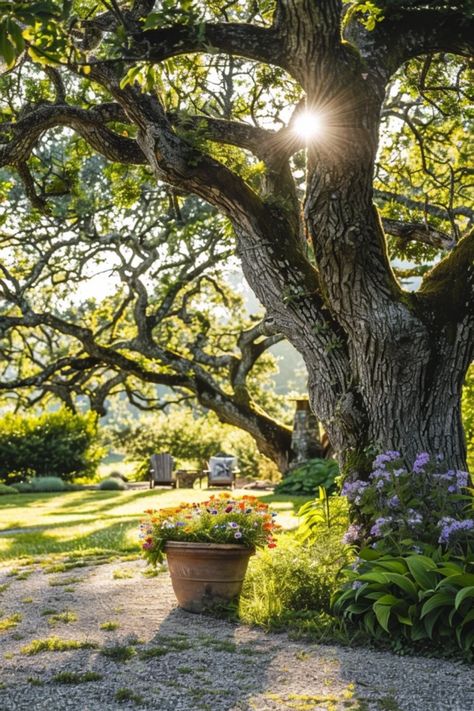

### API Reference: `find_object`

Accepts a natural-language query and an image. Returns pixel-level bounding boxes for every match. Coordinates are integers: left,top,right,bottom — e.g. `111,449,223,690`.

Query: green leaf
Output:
383,572,418,599
345,602,371,615
460,609,474,627
411,622,429,641
423,607,445,638
420,592,453,619
373,603,391,633
445,574,474,588
0,23,16,68
375,594,402,606
363,610,377,636
396,613,413,626
455,586,474,610
6,19,25,54
358,547,381,561
461,629,474,652
357,571,389,584
406,556,438,590
373,559,407,574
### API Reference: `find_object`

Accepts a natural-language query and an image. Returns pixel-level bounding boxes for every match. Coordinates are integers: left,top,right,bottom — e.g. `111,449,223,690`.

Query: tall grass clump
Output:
239,528,352,634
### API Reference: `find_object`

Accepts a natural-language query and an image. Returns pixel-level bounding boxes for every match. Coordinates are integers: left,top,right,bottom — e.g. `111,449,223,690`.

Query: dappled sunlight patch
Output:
112,567,135,580
262,685,357,710
99,620,120,631
0,612,22,632
47,610,78,627
20,636,98,655
48,576,84,588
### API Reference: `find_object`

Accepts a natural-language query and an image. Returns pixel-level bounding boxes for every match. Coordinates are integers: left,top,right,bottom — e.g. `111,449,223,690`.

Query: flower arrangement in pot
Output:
140,493,279,612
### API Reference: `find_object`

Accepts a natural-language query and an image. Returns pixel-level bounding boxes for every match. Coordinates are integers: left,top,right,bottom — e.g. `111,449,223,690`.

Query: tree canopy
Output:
0,1,472,474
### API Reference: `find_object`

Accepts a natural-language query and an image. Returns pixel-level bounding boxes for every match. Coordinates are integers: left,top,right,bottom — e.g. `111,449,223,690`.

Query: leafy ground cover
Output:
0,488,310,562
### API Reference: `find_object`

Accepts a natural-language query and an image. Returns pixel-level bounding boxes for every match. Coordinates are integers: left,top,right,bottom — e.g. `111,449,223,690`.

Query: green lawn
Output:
0,488,310,563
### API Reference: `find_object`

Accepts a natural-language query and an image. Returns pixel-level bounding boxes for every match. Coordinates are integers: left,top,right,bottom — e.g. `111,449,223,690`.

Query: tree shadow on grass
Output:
55,488,171,515
0,519,140,560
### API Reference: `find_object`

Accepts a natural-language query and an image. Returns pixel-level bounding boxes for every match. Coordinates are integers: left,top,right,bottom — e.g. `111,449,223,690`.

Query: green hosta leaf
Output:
445,574,474,588
363,610,377,637
375,594,402,606
406,556,438,590
455,586,474,611
357,571,389,584
460,609,474,627
332,588,356,608
396,613,413,626
358,547,381,561
373,603,391,633
345,602,372,615
461,629,474,652
408,554,438,570
423,607,445,638
411,621,429,641
438,563,465,577
448,607,458,626
354,583,370,600
420,592,453,619
364,591,390,601
383,573,418,599
372,559,407,574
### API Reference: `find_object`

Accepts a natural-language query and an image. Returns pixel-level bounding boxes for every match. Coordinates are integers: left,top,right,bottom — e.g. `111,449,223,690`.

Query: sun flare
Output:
293,111,324,140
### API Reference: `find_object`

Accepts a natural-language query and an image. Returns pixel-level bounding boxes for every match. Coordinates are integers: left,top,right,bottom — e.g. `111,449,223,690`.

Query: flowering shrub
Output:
341,451,473,554
140,493,280,566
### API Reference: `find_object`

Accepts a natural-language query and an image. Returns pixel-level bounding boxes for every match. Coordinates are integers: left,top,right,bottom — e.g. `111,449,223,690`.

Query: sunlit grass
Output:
0,488,310,562
0,612,22,632
20,637,97,655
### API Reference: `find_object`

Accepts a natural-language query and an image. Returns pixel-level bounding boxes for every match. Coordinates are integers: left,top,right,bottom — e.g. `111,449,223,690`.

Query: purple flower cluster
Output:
406,508,423,528
342,523,363,545
438,517,474,544
440,469,469,492
370,516,392,536
369,468,390,481
341,479,369,504
373,451,401,469
341,449,473,553
413,452,430,473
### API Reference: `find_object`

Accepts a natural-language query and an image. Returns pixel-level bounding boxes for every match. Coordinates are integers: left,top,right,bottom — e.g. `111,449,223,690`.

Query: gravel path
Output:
0,557,472,711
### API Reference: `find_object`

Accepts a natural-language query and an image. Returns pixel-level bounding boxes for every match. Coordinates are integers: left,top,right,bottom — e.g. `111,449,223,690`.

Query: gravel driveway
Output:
0,556,472,711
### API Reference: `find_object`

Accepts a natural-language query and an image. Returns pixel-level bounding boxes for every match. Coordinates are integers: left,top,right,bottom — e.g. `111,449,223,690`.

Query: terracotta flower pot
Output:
164,541,255,613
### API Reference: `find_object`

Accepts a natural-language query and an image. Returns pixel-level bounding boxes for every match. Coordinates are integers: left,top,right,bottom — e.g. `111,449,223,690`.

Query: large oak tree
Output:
0,0,472,476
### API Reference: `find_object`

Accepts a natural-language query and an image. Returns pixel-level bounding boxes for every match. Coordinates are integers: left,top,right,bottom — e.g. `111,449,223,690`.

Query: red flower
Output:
224,505,233,513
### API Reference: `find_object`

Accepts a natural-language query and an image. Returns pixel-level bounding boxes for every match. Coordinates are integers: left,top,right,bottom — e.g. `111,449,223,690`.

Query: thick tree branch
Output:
382,218,456,250
375,189,474,224
134,23,286,70
366,9,474,77
0,104,145,167
418,230,474,327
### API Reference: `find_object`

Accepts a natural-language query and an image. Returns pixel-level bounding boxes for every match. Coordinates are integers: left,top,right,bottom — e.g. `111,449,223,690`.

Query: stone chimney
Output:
289,398,325,470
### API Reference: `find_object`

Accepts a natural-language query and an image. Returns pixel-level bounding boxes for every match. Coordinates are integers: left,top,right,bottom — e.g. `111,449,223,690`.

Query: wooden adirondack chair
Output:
206,453,237,489
149,453,177,489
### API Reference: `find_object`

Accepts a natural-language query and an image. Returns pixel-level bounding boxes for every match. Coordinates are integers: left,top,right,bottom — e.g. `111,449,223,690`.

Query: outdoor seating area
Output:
150,452,238,489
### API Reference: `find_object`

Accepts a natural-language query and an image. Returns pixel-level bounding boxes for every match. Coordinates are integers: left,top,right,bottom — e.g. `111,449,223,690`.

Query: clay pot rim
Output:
164,541,255,553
